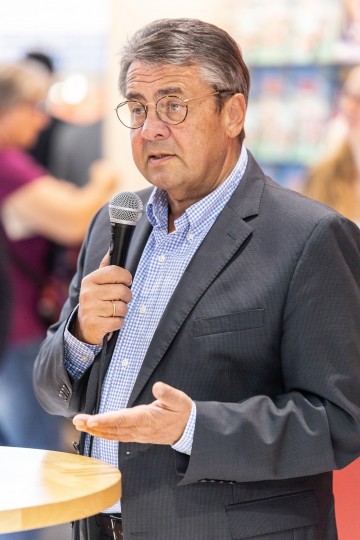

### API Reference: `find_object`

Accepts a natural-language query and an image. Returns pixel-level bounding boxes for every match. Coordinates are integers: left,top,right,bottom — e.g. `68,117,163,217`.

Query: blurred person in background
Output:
22,51,105,342
0,61,118,540
24,50,104,187
24,50,66,172
0,61,118,461
0,230,11,362
304,65,360,227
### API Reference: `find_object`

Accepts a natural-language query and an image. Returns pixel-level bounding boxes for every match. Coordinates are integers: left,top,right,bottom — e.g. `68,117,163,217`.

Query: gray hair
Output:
119,18,250,143
0,62,49,117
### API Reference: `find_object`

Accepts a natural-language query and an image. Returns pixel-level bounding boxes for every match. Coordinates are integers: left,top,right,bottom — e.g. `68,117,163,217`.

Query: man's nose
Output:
141,105,169,140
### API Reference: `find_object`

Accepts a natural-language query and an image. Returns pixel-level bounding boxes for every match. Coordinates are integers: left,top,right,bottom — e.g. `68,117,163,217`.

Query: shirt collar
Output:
146,145,248,231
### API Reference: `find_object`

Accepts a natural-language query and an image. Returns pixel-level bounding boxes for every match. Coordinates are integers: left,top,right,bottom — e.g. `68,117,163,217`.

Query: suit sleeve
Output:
33,210,102,418
180,214,360,484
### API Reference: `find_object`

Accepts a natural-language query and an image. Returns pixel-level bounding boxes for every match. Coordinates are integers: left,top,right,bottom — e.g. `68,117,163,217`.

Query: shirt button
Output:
80,355,89,362
121,359,129,368
187,233,194,241
158,254,166,263
139,305,147,314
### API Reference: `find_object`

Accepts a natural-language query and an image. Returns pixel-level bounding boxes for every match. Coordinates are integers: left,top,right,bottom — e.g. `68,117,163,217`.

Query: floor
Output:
40,524,71,540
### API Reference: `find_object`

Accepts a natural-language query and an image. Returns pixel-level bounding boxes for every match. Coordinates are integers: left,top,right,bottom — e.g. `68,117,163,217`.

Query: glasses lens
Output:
157,96,187,125
116,101,146,128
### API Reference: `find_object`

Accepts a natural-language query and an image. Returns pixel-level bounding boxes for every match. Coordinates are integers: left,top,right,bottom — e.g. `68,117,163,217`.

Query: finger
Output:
73,414,92,430
94,298,129,319
72,414,121,437
86,409,133,428
99,284,132,305
87,265,132,287
152,382,191,412
99,251,110,268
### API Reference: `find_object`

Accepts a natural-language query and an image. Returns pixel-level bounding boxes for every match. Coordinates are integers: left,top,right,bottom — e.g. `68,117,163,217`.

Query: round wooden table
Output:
0,446,121,533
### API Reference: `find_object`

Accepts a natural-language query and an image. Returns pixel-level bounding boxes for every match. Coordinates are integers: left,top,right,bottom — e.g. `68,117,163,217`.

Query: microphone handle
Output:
109,222,136,268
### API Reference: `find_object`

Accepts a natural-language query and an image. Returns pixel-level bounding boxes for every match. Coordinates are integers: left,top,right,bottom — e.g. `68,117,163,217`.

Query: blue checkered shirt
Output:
64,146,248,512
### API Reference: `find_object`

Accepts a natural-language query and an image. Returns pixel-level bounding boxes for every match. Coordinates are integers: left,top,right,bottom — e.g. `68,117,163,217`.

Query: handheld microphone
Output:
108,191,143,267
88,192,143,434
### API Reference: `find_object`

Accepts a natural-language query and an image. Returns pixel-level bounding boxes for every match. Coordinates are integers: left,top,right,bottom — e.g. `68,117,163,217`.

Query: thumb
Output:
152,382,191,411
99,251,110,268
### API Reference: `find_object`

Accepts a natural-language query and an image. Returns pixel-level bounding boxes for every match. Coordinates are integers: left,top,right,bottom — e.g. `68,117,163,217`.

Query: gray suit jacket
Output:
34,152,360,540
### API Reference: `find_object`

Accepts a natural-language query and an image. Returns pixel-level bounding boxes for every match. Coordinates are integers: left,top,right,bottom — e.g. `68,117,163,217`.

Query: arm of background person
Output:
1,159,118,245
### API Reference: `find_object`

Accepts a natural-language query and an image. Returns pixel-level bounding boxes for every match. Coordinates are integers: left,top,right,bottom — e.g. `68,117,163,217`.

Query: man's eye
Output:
129,104,145,116
167,101,183,112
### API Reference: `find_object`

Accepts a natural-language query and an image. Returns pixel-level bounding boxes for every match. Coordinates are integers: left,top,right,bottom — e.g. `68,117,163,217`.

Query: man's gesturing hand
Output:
72,382,193,445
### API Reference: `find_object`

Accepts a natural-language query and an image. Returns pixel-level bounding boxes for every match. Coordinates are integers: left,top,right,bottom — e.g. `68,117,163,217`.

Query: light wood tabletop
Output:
0,446,121,533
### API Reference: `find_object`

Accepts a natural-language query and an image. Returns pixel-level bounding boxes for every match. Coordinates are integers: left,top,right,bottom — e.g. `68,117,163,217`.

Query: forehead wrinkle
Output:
125,61,203,101
126,87,185,102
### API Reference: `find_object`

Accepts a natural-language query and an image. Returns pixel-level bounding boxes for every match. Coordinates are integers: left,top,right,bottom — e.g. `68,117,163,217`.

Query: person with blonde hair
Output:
304,65,360,226
0,60,118,510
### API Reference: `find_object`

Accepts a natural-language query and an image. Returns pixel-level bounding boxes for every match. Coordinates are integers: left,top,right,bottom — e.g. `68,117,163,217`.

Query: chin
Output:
143,172,168,189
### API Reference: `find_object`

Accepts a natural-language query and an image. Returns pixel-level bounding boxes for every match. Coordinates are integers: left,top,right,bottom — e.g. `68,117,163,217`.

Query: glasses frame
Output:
114,90,232,129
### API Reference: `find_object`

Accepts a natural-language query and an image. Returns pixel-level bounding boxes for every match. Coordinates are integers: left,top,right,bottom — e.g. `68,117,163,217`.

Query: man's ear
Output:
224,93,246,139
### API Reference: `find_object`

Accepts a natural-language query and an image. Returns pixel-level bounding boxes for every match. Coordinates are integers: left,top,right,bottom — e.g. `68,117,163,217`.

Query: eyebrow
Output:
126,87,184,101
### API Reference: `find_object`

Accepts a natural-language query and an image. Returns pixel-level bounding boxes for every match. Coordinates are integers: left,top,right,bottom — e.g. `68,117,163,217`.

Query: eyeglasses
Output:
115,90,231,129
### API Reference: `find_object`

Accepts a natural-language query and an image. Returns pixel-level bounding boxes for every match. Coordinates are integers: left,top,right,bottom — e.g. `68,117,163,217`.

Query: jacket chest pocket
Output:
193,308,264,337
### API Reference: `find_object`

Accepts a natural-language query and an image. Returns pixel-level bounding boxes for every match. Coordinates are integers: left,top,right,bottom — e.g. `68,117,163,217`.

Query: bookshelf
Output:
224,0,360,189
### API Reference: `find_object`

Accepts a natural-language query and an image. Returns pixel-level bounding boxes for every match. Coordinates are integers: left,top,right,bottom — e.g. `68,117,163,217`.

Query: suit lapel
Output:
125,188,153,275
125,212,152,276
127,152,266,406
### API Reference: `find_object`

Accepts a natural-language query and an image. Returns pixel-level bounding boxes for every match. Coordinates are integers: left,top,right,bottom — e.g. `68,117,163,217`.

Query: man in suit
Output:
33,18,360,540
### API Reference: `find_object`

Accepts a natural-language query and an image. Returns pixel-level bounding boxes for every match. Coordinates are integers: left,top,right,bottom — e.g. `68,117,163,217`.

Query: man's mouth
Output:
148,153,173,161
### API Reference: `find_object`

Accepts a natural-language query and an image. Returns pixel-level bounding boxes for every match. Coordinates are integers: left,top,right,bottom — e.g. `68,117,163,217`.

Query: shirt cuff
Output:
171,401,197,455
63,308,102,380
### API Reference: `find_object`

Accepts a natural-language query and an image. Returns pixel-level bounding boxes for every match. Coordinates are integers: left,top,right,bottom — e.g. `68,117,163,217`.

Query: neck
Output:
166,145,242,232
167,197,198,232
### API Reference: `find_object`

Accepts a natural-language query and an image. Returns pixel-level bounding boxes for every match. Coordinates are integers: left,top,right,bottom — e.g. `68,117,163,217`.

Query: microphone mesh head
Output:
108,191,143,225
